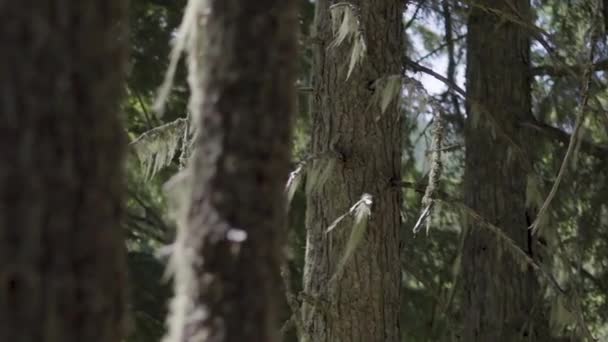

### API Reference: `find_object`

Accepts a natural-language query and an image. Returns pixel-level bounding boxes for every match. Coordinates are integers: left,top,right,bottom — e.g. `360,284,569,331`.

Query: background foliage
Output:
123,0,608,340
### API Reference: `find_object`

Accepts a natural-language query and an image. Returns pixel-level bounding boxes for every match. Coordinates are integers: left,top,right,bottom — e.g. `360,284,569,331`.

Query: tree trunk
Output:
461,0,548,340
163,1,298,342
301,1,405,341
0,2,129,342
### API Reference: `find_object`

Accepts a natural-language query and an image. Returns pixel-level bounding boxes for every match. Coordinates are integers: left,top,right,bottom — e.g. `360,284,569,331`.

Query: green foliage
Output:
122,0,608,340
123,1,190,341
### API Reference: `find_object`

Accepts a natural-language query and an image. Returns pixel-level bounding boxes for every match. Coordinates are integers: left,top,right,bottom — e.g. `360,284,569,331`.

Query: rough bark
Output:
167,1,298,342
0,2,129,342
301,1,405,341
461,0,549,340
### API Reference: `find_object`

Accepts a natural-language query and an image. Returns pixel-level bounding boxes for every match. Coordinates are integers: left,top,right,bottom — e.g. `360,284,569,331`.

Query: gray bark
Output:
0,2,129,342
167,1,298,342
301,1,405,341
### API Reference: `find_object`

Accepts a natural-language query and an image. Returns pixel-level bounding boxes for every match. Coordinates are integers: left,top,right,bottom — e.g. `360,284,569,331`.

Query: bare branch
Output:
405,57,466,96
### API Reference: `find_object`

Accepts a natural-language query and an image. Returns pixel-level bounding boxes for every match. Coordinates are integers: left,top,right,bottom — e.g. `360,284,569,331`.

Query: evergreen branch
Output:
403,178,597,339
550,232,598,341
460,0,551,42
395,181,567,295
519,119,608,160
178,113,191,169
403,64,533,171
532,58,608,77
462,0,591,83
403,178,598,338
406,48,607,163
129,118,188,146
444,199,567,295
529,27,599,235
130,118,188,178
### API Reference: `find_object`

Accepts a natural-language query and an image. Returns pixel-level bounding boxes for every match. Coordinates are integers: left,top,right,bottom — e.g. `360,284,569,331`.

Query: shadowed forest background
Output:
1,0,608,341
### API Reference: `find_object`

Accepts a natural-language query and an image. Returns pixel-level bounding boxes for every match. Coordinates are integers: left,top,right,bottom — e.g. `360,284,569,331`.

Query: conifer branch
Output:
529,25,600,235
532,58,608,77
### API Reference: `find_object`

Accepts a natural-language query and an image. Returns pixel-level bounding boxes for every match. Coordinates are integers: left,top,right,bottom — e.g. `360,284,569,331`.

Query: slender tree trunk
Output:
163,1,298,342
461,1,549,340
301,1,405,341
0,2,129,342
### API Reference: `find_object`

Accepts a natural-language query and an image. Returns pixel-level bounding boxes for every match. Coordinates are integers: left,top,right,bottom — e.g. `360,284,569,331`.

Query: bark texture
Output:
462,0,548,340
302,1,405,341
170,1,298,342
0,2,129,342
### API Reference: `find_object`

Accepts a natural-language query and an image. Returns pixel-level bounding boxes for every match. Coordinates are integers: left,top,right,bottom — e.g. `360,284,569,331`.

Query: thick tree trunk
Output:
164,1,297,342
461,1,549,340
0,2,129,342
301,1,405,341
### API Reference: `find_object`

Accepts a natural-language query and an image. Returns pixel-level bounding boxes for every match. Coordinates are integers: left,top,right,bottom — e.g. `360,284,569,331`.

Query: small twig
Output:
415,34,466,64
404,0,425,30
405,58,466,96
297,86,314,93
425,144,462,155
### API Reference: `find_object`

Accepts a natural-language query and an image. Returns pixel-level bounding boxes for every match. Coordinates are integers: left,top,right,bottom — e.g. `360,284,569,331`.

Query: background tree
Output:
0,1,129,341
300,0,405,341
459,0,548,339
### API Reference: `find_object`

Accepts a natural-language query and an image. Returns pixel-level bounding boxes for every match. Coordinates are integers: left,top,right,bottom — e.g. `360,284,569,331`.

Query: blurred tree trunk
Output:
0,2,129,342
301,0,405,341
163,1,297,342
461,0,550,340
